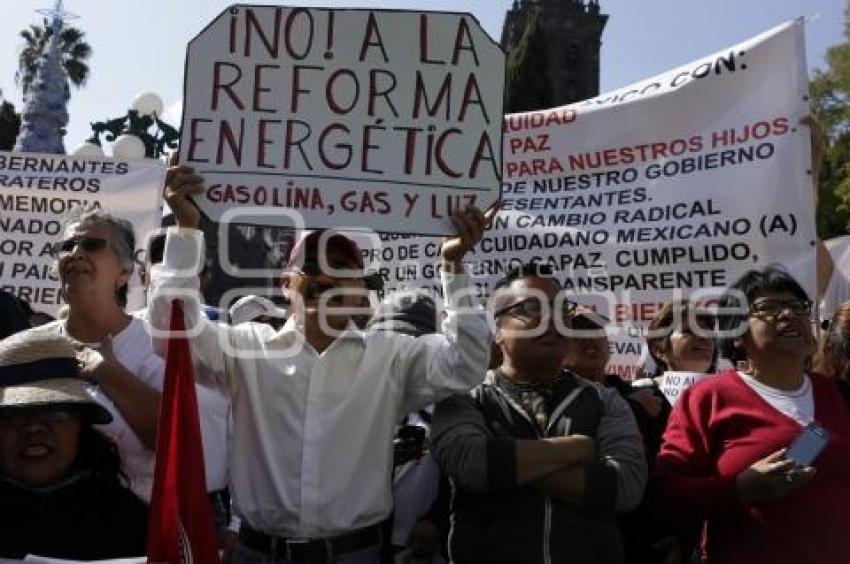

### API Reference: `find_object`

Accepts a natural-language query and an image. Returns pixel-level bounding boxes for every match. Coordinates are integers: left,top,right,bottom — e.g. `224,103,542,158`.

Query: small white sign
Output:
660,371,710,405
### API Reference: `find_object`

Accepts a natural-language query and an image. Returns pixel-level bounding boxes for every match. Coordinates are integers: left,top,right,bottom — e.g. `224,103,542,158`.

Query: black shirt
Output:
0,472,148,559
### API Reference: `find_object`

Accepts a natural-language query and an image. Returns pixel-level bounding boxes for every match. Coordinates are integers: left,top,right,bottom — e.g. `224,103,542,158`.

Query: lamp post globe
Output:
71,141,105,157
112,133,146,160
132,92,164,117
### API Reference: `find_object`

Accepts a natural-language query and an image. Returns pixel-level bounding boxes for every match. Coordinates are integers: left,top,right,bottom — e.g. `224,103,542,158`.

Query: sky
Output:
0,0,843,152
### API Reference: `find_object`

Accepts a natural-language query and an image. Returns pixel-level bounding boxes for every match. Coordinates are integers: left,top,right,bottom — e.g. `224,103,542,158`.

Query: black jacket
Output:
0,472,148,560
432,370,646,564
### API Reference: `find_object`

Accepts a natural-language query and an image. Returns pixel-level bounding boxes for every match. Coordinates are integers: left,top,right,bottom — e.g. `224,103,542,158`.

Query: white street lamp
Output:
111,133,146,160
71,141,105,157
132,92,164,118
83,91,178,159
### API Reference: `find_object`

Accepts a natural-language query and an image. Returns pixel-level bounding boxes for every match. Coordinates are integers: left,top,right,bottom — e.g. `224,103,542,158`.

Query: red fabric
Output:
147,302,219,563
656,370,850,563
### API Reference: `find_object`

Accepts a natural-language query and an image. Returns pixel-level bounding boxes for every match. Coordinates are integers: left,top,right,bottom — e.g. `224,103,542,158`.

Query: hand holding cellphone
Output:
785,423,830,467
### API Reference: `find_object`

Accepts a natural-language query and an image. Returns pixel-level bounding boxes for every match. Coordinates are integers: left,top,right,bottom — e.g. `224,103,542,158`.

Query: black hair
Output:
147,233,166,266
73,422,128,487
644,299,718,377
717,265,810,362
492,261,559,294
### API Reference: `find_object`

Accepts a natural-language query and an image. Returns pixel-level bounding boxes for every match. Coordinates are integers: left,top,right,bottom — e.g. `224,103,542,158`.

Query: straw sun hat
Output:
0,329,112,424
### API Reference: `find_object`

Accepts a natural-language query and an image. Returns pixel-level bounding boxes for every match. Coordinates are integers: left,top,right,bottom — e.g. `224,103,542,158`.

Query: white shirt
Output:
50,313,231,498
738,372,814,426
133,308,232,493
148,229,490,538
46,317,163,501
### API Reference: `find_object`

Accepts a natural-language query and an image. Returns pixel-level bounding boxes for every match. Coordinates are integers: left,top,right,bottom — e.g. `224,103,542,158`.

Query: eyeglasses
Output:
53,236,108,259
291,259,383,291
0,407,78,427
494,297,578,322
749,298,813,320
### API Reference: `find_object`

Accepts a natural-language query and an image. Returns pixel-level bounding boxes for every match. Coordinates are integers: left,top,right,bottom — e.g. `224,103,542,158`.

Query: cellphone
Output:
395,425,427,444
786,423,830,467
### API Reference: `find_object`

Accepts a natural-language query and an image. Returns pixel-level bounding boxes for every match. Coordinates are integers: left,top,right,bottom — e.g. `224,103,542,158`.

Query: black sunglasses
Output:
494,297,578,321
292,260,383,291
749,297,813,319
53,236,108,258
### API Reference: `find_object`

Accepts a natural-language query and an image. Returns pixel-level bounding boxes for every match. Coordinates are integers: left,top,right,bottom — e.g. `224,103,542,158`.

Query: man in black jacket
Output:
432,263,646,564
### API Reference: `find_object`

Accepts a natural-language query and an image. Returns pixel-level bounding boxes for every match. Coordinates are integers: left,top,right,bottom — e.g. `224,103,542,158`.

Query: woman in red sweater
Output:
656,267,850,563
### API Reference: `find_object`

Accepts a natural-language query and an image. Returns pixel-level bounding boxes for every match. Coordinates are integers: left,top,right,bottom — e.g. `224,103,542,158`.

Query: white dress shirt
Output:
46,317,163,501
132,308,232,494
50,313,232,499
149,229,490,538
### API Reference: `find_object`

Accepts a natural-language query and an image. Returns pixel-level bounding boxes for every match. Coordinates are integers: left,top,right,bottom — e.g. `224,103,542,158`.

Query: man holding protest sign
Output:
148,158,493,563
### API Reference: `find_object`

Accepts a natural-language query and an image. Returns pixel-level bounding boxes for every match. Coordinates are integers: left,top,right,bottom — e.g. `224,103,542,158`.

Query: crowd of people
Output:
1,159,849,563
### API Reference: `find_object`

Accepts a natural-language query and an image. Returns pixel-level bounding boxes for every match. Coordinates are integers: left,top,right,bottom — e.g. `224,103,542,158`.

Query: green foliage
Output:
812,1,850,239
0,99,21,150
504,13,553,114
16,18,92,96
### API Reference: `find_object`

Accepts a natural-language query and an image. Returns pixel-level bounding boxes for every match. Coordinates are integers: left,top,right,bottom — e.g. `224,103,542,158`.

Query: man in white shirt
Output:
149,162,492,563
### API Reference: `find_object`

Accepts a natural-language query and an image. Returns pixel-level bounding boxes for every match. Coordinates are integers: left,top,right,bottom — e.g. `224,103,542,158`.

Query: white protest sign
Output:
0,151,165,316
659,371,711,405
365,20,815,378
181,5,504,234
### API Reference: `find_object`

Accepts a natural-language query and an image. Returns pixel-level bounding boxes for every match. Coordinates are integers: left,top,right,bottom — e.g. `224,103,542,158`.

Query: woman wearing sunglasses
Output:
655,267,850,563
42,205,162,502
0,329,148,559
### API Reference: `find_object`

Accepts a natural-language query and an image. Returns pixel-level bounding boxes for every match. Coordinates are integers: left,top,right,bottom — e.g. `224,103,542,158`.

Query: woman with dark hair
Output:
637,299,718,408
645,300,717,377
43,205,162,501
0,329,147,559
656,266,850,563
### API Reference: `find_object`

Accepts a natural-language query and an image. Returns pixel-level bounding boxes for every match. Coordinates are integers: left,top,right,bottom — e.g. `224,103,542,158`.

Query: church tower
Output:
501,0,608,106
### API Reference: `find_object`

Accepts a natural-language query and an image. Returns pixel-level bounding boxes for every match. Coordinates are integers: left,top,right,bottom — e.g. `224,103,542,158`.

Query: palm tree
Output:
15,18,92,97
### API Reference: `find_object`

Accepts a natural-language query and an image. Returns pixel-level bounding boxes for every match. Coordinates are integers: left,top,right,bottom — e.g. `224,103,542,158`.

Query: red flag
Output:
147,301,220,563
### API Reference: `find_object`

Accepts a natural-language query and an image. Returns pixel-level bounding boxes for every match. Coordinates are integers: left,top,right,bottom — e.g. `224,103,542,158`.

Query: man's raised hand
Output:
441,203,500,271
164,153,204,229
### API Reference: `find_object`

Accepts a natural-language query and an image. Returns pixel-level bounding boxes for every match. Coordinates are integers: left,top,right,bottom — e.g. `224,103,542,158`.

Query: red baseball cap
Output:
287,229,364,271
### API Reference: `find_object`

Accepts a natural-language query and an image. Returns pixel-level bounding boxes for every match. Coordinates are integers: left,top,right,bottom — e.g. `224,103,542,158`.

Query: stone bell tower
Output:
501,0,608,106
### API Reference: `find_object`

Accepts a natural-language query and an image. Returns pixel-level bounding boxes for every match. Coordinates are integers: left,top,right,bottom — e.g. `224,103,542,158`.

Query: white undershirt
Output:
738,372,814,426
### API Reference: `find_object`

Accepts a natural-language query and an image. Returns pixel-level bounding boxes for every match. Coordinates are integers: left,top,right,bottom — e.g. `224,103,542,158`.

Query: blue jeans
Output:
231,540,381,564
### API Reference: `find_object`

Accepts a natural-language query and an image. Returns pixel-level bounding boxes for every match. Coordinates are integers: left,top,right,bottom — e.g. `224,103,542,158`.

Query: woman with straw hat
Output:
0,329,148,559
